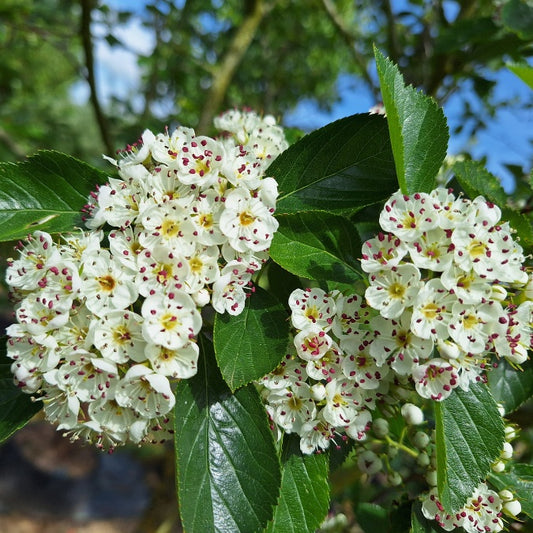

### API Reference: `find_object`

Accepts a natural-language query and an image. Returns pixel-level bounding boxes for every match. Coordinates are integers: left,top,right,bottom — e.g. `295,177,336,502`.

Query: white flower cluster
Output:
5,110,287,449
362,188,532,401
261,187,532,459
422,483,513,533
259,287,390,454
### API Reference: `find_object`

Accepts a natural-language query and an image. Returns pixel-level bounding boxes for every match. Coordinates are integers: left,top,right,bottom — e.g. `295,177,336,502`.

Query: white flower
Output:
6,231,61,290
177,136,225,189
365,264,421,319
379,191,438,242
341,346,390,389
139,199,196,256
357,450,383,475
447,301,503,355
136,245,190,297
145,341,199,379
408,228,454,272
92,310,147,363
80,250,138,316
267,382,316,433
115,365,175,418
322,378,362,426
370,313,433,373
412,359,459,400
299,418,335,454
141,291,202,350
360,232,408,273
211,260,253,315
219,187,278,253
288,288,337,332
410,278,454,340
293,327,335,361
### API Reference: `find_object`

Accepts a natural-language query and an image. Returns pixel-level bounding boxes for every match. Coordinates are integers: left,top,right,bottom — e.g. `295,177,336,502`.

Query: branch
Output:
196,0,273,134
381,0,400,64
321,0,380,100
80,0,114,155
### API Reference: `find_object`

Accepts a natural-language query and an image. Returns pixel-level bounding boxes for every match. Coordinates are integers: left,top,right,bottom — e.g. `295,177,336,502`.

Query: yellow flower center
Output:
97,275,116,292
239,211,256,226
161,219,180,238
160,312,179,331
388,282,406,299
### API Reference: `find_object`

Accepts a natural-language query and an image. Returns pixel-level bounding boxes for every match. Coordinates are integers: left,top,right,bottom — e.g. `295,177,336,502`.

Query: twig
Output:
80,0,114,155
320,0,380,101
196,0,274,134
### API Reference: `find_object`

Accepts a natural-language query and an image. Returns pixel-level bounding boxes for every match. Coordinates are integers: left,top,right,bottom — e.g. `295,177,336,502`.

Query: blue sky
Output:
90,1,533,192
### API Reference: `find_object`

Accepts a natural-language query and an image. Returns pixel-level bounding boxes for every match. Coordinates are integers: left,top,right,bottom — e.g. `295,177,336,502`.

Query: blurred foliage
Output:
0,0,532,174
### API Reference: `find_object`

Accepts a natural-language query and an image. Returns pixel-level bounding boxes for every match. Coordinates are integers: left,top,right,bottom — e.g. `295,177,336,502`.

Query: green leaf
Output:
0,338,42,443
0,150,108,242
213,287,290,391
489,463,533,518
451,159,508,205
374,47,449,195
267,113,398,215
502,0,533,40
357,503,390,533
434,382,505,513
270,211,362,285
508,62,533,90
175,335,281,533
488,359,533,414
451,159,533,247
265,435,329,533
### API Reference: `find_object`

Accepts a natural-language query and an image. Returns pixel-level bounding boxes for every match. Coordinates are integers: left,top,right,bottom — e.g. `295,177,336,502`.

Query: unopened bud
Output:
412,430,430,450
503,499,521,517
192,288,210,307
505,425,517,441
492,460,505,473
372,418,389,438
417,451,430,467
426,469,437,487
401,403,424,425
310,383,326,401
501,442,513,460
387,471,402,486
357,450,383,475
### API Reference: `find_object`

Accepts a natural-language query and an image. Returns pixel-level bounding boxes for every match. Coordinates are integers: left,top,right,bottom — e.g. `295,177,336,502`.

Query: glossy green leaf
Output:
0,338,42,443
434,382,505,513
502,0,533,40
0,150,108,242
508,62,533,90
488,358,533,414
489,463,533,518
374,47,449,195
267,113,398,215
451,159,508,205
175,335,281,533
269,211,362,285
213,287,290,391
451,159,533,247
265,435,329,533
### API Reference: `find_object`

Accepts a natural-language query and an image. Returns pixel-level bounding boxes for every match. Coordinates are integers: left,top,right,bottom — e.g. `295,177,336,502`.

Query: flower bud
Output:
505,425,517,441
310,383,326,401
499,489,514,502
497,403,506,417
401,403,424,425
412,430,430,450
372,418,389,438
426,469,437,487
503,499,521,517
501,442,513,460
417,451,430,467
192,288,210,307
436,339,461,360
387,471,402,486
491,460,505,473
357,450,383,475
